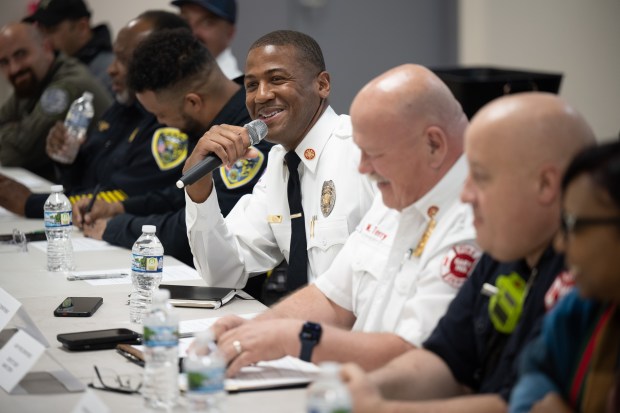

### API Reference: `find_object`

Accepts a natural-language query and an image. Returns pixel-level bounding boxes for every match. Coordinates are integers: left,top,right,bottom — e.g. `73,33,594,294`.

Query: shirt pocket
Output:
350,243,388,317
307,215,349,252
269,221,291,259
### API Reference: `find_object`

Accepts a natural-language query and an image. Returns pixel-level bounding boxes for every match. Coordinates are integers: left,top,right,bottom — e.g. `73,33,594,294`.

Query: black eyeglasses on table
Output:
88,365,142,395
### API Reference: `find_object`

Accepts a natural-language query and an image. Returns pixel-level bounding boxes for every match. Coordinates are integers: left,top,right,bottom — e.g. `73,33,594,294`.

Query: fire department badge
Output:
320,180,336,217
151,127,188,170
440,244,481,288
304,148,316,160
220,150,265,189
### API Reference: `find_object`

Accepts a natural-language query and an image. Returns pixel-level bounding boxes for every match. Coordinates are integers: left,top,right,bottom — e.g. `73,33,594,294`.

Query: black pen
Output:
83,184,101,225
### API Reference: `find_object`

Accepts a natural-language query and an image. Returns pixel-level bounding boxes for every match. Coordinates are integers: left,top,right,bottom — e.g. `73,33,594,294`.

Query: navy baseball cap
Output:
24,0,91,26
171,0,237,24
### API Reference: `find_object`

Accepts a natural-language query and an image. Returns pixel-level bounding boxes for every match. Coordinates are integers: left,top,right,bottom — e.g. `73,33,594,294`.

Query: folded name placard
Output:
158,285,237,309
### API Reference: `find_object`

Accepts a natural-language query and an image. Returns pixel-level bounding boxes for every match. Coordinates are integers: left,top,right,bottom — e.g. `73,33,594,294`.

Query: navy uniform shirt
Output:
101,83,273,266
423,246,565,400
24,100,189,217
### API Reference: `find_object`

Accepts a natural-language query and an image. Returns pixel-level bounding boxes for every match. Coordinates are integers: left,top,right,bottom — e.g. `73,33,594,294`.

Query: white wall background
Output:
458,0,620,140
1,0,618,139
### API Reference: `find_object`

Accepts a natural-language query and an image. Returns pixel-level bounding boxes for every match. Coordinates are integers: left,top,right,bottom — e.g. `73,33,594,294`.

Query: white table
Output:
0,168,306,412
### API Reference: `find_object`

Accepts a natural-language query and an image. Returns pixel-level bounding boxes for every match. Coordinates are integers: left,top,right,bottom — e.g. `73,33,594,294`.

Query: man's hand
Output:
0,174,31,216
73,198,124,229
184,124,260,203
342,363,388,413
82,219,108,240
217,318,303,377
45,122,69,159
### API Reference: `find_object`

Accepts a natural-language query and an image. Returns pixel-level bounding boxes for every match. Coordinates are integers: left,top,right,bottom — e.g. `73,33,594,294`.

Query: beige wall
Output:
458,0,620,140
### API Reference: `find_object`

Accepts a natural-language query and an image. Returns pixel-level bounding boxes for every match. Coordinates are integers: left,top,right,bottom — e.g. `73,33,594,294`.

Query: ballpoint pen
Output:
83,184,102,225
67,273,129,281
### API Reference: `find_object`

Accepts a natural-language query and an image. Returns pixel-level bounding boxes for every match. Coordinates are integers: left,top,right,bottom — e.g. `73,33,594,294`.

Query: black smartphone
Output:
57,328,142,351
53,297,103,317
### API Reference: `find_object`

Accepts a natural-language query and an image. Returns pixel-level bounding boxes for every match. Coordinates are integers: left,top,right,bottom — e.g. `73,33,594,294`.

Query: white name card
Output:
0,329,46,392
72,390,110,413
0,287,20,331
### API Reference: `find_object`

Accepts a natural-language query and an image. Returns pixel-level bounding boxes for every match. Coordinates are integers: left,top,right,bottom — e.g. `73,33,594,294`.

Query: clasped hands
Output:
208,315,304,377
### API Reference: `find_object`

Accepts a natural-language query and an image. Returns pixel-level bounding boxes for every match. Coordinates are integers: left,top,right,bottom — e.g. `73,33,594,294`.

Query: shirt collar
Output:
292,106,339,174
401,155,468,220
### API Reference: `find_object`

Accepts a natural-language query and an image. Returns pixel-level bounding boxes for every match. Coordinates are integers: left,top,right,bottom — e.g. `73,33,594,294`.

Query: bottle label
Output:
44,211,72,228
143,325,178,348
187,367,226,393
131,254,163,273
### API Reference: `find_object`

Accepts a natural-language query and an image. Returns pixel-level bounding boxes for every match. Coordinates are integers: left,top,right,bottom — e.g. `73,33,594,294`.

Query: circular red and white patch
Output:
440,244,481,288
304,148,316,160
544,271,575,311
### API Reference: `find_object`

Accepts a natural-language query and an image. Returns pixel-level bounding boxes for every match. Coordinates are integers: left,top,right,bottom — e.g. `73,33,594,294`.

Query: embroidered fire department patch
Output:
440,244,481,288
151,127,188,170
219,150,265,189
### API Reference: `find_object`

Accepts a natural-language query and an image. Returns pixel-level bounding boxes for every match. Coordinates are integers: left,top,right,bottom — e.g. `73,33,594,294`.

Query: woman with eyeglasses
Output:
509,140,620,413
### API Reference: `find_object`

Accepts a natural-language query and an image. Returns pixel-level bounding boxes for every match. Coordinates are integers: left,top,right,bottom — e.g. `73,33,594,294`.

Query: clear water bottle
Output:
184,330,227,412
129,225,163,324
306,362,352,413
142,289,179,410
44,185,74,272
50,91,94,164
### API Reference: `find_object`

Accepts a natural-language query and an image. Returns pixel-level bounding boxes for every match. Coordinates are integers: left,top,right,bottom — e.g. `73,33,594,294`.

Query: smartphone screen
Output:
54,297,103,317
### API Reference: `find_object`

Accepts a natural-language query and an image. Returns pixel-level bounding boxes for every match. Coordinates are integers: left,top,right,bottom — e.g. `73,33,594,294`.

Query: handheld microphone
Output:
176,119,268,189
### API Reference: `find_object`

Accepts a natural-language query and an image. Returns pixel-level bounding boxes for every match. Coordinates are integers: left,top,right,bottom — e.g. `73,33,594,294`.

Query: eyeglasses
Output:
88,365,142,395
560,213,620,235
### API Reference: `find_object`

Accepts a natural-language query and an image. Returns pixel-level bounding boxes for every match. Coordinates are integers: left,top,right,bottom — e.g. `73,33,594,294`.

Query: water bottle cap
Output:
82,91,94,101
319,362,341,377
153,288,170,303
142,225,156,234
50,184,64,192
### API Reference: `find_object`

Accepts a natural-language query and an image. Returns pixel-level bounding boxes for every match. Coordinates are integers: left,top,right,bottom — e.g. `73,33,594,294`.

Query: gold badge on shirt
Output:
320,180,336,217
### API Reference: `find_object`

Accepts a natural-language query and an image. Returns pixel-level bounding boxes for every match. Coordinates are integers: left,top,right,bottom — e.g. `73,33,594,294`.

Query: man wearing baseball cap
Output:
24,0,114,93
171,0,242,79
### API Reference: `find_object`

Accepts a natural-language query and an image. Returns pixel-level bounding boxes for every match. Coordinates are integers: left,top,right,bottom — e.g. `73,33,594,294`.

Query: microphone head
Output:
245,119,268,146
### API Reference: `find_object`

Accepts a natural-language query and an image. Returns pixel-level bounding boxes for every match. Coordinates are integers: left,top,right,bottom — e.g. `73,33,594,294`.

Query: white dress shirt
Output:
314,156,480,347
186,106,377,288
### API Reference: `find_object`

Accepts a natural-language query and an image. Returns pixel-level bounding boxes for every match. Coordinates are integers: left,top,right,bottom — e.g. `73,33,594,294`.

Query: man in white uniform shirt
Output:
171,0,242,79
211,64,480,376
184,30,376,291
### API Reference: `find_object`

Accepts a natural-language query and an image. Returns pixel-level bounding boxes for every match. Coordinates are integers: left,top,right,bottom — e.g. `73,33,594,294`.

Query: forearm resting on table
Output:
256,284,354,328
371,348,468,401
378,394,507,413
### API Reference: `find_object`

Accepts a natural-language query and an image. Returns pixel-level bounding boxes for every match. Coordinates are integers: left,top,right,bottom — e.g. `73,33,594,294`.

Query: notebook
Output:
158,284,237,309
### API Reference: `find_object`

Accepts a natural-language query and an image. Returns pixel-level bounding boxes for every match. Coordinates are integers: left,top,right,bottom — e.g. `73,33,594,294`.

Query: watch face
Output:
300,322,322,341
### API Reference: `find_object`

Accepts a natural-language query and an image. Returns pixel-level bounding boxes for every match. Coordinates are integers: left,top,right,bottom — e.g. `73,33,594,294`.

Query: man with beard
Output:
0,11,190,218
0,22,111,181
24,0,114,93
71,29,271,272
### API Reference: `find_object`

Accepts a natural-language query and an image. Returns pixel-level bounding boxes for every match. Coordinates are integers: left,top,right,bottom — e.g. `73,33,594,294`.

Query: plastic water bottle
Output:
184,330,227,412
142,289,179,410
129,225,163,324
44,185,74,272
306,362,352,413
50,91,94,164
